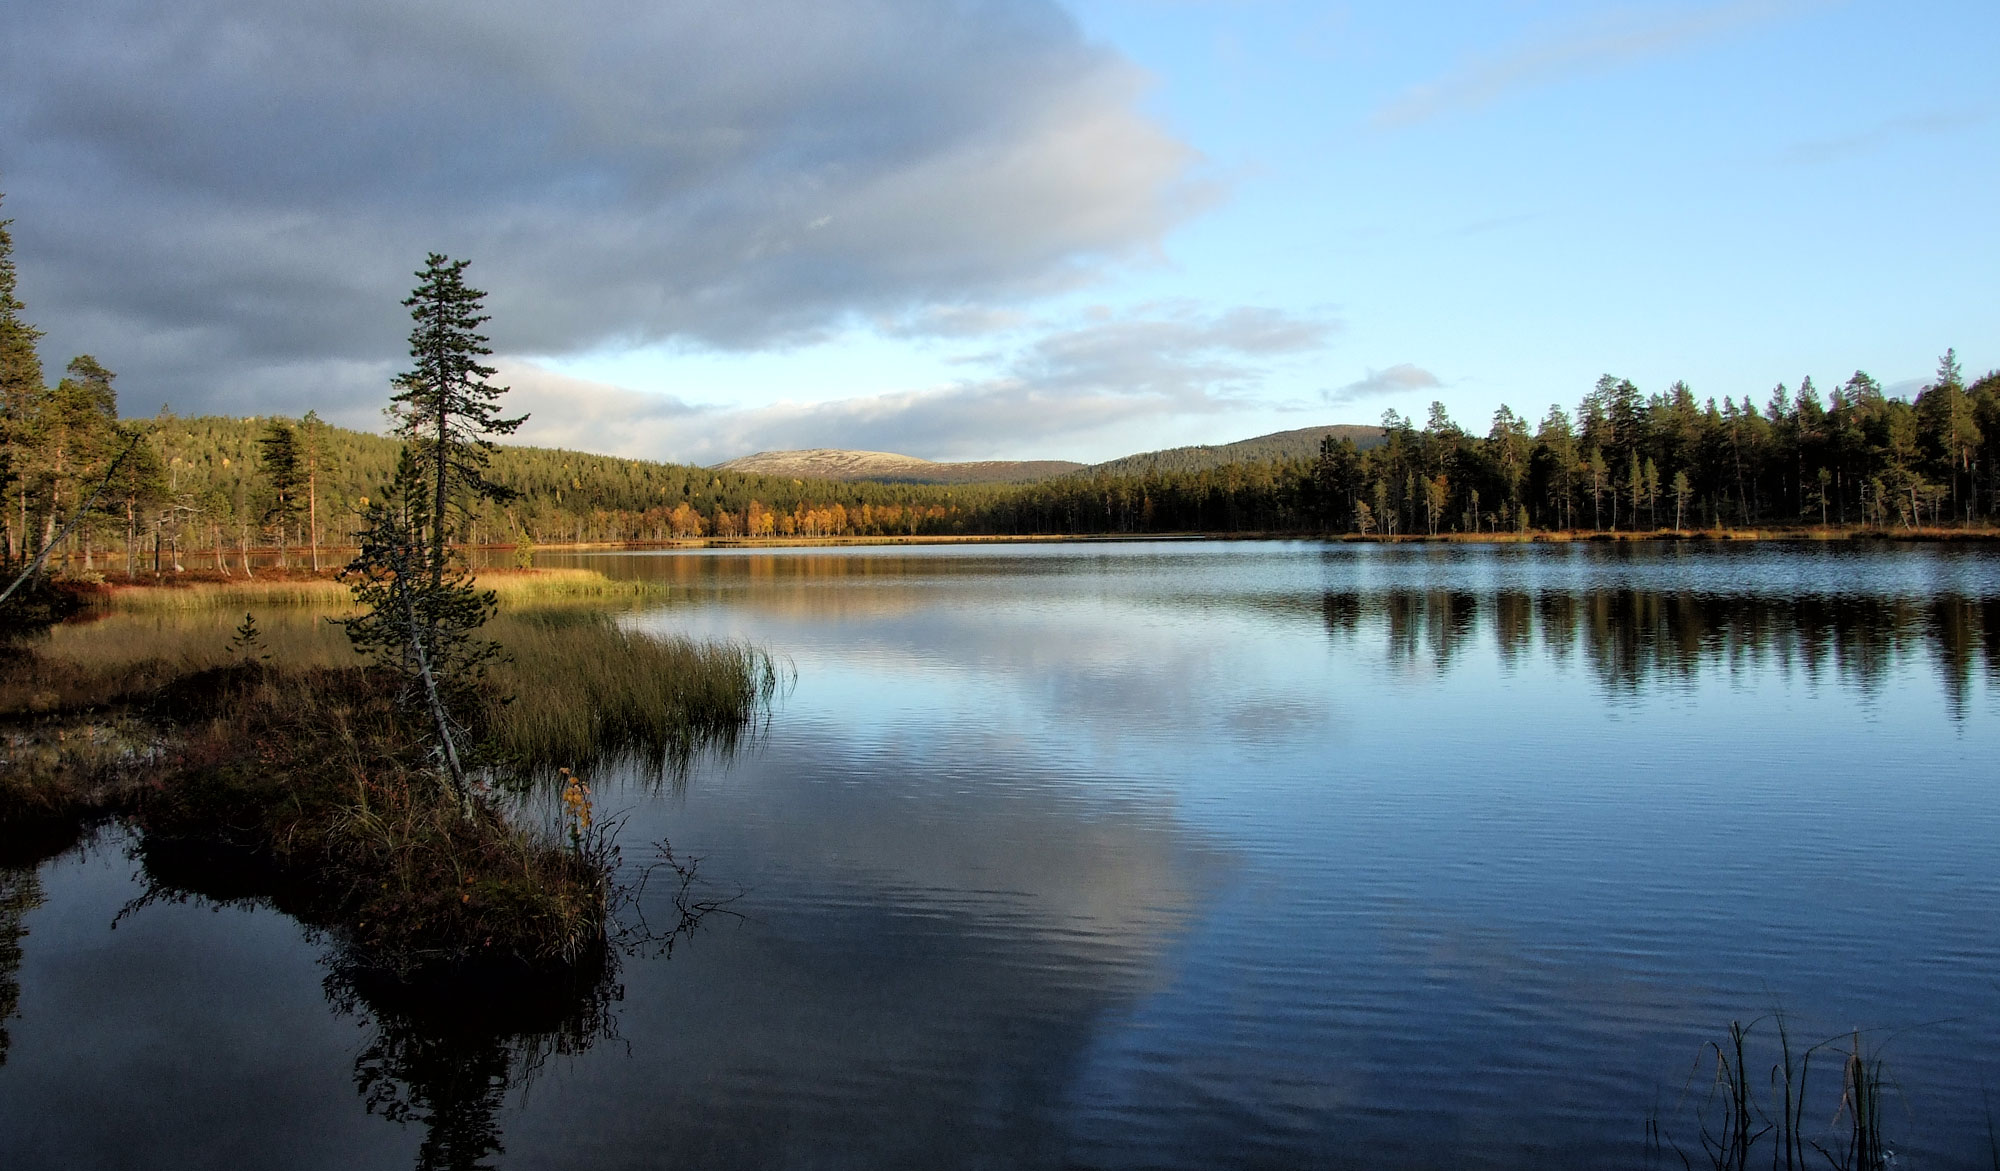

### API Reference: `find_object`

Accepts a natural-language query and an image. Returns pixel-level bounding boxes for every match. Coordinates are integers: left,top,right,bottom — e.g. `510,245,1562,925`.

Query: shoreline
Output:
27,523,2000,584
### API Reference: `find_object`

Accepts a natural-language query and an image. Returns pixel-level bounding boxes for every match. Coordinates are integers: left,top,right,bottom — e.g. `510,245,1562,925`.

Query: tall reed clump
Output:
485,611,779,775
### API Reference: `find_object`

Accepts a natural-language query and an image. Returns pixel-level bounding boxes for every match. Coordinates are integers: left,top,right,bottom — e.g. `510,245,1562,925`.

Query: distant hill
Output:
1079,424,1386,478
713,425,1386,486
713,449,1084,484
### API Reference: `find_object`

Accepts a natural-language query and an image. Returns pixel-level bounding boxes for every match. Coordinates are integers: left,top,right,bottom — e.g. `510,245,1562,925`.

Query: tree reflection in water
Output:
327,959,620,1171
114,828,730,1171
0,867,43,1068
322,847,725,1171
1324,587,2000,714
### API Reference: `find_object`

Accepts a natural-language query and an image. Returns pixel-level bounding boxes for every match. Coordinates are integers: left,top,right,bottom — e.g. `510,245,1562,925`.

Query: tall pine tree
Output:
0,193,48,566
343,255,524,802
257,418,303,568
389,254,525,592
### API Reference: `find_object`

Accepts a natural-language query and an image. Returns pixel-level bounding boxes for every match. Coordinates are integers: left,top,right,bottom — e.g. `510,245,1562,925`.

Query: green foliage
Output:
0,193,46,569
340,453,501,796
257,419,303,538
391,254,523,578
228,611,269,662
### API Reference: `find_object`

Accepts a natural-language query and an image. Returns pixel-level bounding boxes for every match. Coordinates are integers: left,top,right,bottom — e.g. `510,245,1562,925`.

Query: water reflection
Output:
330,964,620,1171
1323,588,2000,711
0,867,39,1067
7,543,2000,1169
125,837,623,1171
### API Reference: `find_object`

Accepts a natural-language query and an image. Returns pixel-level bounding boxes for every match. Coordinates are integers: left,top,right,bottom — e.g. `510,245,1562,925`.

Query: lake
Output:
4,540,1999,1169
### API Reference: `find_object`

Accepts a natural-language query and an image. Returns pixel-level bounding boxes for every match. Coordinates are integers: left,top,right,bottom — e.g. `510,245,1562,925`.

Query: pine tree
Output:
389,254,525,593
43,356,120,558
341,452,500,802
258,419,303,569
0,195,47,566
343,255,523,802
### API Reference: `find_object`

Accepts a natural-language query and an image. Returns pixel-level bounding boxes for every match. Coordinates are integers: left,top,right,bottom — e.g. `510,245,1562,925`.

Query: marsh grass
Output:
10,606,777,777
484,611,780,777
98,567,660,613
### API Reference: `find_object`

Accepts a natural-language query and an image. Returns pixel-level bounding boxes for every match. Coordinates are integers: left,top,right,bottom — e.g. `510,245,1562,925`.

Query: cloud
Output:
0,0,1213,415
875,305,1033,340
503,304,1336,462
1781,108,1986,165
1321,363,1440,405
1372,0,1823,128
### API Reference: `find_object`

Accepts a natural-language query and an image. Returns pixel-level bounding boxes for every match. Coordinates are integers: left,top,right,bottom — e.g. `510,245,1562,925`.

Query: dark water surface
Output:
5,541,2000,1169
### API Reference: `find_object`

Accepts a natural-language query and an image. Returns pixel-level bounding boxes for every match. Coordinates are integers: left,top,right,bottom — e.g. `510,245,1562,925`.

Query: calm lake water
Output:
5,540,2000,1169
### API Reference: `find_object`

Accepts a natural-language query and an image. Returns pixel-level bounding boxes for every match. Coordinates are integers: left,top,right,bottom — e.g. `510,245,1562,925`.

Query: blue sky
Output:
4,0,1993,464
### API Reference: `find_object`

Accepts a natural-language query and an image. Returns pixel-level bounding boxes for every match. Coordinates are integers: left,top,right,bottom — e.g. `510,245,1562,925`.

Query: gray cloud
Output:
1321,362,1439,405
0,0,1211,415
504,303,1336,462
1372,0,1825,129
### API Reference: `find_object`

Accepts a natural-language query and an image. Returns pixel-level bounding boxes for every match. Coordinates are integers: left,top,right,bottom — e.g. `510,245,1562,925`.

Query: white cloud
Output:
1371,0,1826,128
500,303,1336,462
1321,363,1440,405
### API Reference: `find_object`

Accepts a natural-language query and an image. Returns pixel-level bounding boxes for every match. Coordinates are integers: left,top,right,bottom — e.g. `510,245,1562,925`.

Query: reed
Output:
483,611,779,774
98,567,659,613
1660,1015,1900,1171
9,602,771,772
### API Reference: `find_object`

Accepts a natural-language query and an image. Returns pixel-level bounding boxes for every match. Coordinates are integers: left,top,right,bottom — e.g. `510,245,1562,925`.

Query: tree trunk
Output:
308,464,319,571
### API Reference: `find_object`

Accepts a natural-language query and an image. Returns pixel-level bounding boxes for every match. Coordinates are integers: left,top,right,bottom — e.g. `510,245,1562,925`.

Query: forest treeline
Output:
6,360,1997,570
5,198,1997,566
1312,360,2000,536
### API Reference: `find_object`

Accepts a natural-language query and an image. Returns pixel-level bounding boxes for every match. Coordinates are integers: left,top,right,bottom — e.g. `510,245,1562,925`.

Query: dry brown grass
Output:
484,612,778,774
96,567,658,613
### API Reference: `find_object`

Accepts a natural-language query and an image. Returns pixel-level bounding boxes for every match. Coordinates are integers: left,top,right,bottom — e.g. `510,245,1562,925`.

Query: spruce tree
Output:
342,255,522,802
342,451,499,800
389,254,525,592
0,194,47,566
257,419,303,568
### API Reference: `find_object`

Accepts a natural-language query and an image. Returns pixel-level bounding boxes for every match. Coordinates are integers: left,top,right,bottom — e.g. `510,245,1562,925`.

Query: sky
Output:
1,0,1994,465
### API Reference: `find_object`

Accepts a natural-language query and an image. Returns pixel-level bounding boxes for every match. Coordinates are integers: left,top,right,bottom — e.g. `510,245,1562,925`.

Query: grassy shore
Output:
0,567,773,977
92,565,664,610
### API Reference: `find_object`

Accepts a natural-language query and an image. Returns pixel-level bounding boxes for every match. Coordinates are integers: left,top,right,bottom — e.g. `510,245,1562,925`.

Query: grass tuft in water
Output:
484,610,780,777
1655,1015,1902,1171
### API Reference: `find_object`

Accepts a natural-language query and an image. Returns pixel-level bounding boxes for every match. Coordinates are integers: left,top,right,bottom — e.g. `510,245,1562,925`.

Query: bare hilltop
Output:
714,449,1085,484
713,425,1387,485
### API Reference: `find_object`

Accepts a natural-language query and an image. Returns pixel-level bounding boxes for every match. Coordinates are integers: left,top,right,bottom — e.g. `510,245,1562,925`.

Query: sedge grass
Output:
12,606,776,775
4,571,767,976
99,568,660,613
485,611,779,775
